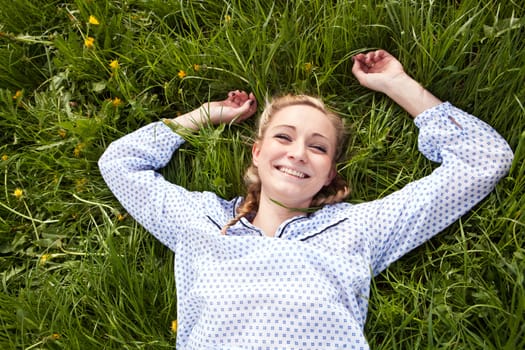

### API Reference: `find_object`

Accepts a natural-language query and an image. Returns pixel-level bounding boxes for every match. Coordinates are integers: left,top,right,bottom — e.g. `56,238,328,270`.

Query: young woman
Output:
99,50,513,349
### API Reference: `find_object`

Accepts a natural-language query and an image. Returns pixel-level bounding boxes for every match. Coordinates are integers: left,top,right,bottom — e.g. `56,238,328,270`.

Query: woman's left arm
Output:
352,50,513,274
366,102,514,275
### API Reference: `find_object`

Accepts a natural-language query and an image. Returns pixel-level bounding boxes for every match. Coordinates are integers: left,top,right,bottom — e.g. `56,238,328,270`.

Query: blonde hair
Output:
221,94,350,234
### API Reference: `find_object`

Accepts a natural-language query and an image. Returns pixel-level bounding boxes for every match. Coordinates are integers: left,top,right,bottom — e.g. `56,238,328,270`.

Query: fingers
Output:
236,92,258,121
219,90,258,123
351,55,369,84
353,50,390,68
248,92,257,114
225,90,257,108
226,90,250,106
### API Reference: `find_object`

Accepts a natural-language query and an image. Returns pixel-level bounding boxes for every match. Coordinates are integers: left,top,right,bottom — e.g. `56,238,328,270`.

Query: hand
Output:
172,90,257,130
352,50,406,94
352,49,441,117
203,90,257,125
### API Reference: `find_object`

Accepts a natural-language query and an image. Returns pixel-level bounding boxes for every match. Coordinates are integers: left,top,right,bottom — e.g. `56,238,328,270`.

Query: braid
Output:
311,173,350,207
221,165,261,234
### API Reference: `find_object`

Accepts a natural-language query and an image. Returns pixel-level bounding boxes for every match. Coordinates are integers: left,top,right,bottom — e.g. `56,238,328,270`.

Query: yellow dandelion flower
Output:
171,320,178,333
112,97,123,107
40,254,51,265
109,59,120,70
117,213,126,221
13,188,23,199
177,70,186,79
12,90,22,99
1,154,8,161
224,15,231,23
73,143,85,157
304,62,313,73
88,15,100,25
51,333,61,340
58,129,67,138
193,64,200,72
75,178,88,192
84,36,95,49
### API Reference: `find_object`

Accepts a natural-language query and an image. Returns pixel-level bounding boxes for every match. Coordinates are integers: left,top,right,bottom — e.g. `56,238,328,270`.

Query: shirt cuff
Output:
413,101,455,129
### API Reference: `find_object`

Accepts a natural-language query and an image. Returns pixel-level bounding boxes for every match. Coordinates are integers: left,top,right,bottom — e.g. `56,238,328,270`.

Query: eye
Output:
274,133,292,142
310,144,328,153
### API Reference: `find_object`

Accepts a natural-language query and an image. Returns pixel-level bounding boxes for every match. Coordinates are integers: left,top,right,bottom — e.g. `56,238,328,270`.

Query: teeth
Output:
279,167,306,178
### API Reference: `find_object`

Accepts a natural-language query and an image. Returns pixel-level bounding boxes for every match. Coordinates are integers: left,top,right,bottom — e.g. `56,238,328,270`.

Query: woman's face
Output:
252,104,337,209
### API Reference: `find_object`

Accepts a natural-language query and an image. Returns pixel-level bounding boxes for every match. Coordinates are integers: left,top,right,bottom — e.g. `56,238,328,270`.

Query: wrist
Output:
170,106,206,131
381,72,413,96
383,73,442,118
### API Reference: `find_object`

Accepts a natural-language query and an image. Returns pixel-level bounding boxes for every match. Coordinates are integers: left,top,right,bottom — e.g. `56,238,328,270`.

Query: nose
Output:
287,142,307,162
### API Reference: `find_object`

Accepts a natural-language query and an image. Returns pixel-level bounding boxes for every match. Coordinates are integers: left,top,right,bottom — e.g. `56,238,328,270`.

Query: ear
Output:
252,141,261,167
324,165,337,186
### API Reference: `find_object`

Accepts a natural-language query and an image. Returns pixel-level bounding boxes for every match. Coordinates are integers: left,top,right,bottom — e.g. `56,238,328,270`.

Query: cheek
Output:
316,155,334,169
256,142,284,162
316,157,336,184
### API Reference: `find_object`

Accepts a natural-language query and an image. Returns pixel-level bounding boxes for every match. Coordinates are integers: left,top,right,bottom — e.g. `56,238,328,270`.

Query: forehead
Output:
269,104,335,133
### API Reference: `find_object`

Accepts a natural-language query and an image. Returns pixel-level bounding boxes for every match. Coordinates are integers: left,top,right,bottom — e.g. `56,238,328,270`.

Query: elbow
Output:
98,156,108,181
497,144,514,178
504,145,514,172
98,144,117,182
98,149,108,172
483,143,514,185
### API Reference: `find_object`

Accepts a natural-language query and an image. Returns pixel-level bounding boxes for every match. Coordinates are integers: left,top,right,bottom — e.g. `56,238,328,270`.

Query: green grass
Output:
1,0,524,348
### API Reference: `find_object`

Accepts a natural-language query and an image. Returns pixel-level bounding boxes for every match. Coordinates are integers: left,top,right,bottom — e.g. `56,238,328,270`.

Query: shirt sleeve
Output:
98,121,233,251
367,102,514,275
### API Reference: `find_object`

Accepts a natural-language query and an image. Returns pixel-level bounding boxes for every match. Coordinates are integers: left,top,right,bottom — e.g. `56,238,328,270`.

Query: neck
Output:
252,196,308,237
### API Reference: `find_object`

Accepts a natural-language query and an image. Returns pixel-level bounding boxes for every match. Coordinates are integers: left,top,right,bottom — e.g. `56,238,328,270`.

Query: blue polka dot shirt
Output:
99,102,513,349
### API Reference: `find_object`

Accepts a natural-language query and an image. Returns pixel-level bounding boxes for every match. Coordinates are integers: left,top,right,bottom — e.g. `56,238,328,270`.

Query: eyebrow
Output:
272,124,330,140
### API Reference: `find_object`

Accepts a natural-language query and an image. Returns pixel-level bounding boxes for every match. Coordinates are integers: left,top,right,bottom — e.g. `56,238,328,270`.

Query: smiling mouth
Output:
277,166,309,178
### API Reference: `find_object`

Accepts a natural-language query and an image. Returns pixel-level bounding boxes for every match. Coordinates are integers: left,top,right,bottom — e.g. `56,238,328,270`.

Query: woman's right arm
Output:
98,91,257,250
98,121,216,250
